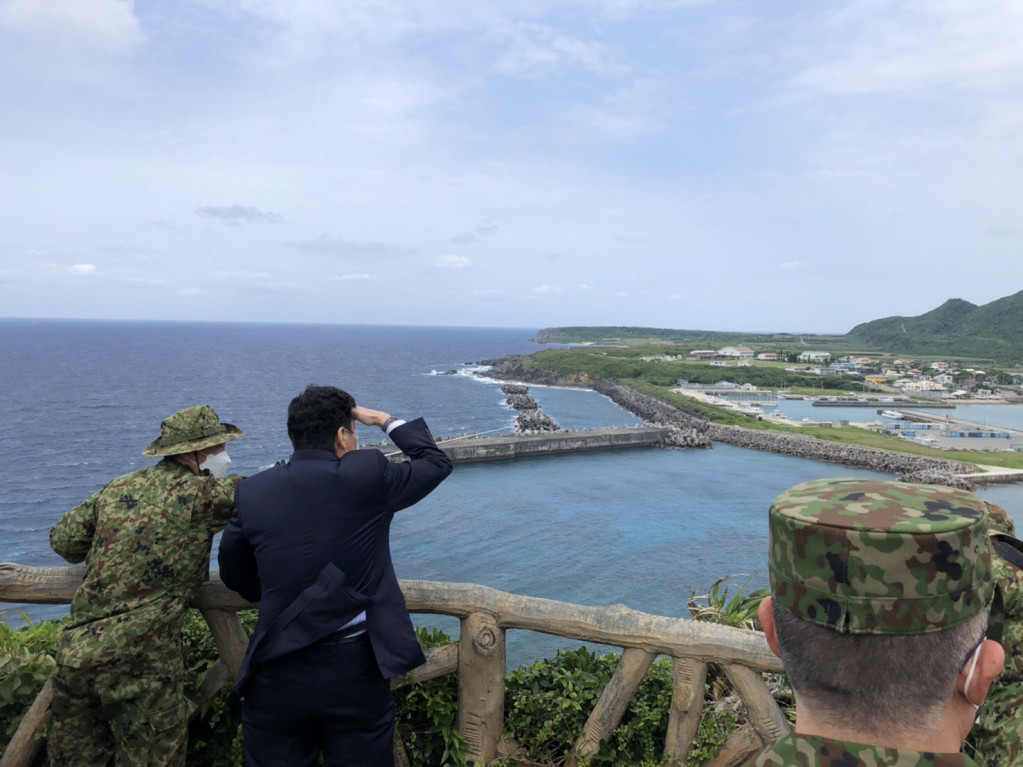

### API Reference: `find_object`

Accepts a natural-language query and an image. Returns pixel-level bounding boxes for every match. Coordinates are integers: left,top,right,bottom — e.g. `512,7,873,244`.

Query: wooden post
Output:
199,608,249,679
703,724,763,767
663,657,708,765
722,664,790,745
457,611,505,764
1,677,53,767
568,648,655,766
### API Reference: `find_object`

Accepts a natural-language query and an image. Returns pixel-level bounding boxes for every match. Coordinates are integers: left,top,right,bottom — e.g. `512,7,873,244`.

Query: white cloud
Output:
669,293,683,300
0,0,144,56
333,273,378,281
495,21,626,78
789,3,1023,96
434,254,472,269
121,276,167,288
69,263,97,275
195,205,284,225
213,270,271,281
612,291,628,298
178,287,205,296
558,77,666,138
532,284,562,293
778,261,803,271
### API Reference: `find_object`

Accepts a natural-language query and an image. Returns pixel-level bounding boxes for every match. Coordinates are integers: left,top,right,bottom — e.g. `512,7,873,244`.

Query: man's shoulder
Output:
751,734,975,767
100,462,182,494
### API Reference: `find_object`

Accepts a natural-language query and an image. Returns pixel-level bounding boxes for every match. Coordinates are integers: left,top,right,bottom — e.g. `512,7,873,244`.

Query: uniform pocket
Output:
149,699,190,733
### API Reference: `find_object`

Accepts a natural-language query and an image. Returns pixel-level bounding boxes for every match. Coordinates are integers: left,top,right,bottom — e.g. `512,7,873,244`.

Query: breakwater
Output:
474,360,985,486
502,383,559,432
706,424,978,488
375,426,673,463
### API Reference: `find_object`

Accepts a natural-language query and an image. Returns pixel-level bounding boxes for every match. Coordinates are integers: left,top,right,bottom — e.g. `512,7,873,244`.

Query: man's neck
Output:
795,710,963,754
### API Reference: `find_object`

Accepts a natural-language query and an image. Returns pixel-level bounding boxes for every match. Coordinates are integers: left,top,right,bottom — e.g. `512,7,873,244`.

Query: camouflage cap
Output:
142,405,244,457
769,478,993,635
986,501,1016,538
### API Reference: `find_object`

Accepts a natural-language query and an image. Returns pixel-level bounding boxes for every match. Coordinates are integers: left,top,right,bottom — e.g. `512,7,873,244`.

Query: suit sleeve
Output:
217,488,261,603
50,489,101,564
383,418,454,513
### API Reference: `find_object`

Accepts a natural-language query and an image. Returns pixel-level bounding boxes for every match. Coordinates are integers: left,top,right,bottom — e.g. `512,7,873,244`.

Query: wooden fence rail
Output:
0,563,788,766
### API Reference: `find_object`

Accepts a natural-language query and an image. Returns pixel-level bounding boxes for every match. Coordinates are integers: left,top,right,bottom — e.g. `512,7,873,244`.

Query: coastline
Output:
471,361,1015,487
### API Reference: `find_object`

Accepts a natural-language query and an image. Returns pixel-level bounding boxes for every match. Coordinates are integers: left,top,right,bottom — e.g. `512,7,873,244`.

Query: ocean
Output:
3,318,1022,665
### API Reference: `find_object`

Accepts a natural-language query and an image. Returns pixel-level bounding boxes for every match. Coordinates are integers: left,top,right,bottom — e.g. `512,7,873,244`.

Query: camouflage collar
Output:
752,733,977,767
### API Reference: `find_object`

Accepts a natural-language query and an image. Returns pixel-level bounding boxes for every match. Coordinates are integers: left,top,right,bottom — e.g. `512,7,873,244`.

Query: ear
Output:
758,596,782,659
957,639,1005,707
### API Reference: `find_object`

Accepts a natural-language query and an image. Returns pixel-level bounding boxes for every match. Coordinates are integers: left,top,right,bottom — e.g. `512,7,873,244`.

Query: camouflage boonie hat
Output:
769,478,993,635
143,405,243,457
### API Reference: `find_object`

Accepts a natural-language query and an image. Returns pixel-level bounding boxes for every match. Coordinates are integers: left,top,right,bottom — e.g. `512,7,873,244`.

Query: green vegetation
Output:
847,291,1023,362
1,609,761,766
537,289,1023,364
535,326,852,351
490,346,1023,469
499,347,865,393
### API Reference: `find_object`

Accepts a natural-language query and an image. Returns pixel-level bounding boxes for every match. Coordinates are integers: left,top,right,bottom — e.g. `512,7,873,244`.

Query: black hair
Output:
287,385,356,451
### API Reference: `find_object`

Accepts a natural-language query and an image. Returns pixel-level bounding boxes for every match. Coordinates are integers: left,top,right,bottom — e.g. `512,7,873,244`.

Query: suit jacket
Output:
218,418,453,689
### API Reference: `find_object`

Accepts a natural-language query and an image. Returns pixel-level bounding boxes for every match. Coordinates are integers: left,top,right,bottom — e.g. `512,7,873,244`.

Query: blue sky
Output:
1,0,1022,332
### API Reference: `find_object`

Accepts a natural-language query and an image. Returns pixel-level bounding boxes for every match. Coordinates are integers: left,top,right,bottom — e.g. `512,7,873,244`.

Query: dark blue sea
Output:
2,319,1022,665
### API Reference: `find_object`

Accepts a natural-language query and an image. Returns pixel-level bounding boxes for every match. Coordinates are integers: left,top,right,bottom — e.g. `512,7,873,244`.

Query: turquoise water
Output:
2,319,1021,665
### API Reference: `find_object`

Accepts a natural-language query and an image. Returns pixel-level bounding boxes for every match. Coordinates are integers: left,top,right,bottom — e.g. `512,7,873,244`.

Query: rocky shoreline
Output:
476,361,980,487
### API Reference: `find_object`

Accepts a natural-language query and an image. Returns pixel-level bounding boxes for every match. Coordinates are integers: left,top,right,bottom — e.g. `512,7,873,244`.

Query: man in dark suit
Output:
218,384,453,766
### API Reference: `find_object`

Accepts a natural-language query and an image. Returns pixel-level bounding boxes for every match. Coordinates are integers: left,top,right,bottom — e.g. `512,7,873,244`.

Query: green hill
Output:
536,290,1023,362
846,290,1023,360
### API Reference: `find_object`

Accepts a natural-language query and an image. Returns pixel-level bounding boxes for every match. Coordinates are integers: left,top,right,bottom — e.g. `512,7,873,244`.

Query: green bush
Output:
1,616,743,766
505,646,734,766
395,627,467,766
0,612,60,752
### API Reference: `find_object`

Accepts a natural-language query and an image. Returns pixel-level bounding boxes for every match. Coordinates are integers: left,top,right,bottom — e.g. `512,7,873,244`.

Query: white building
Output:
719,346,754,358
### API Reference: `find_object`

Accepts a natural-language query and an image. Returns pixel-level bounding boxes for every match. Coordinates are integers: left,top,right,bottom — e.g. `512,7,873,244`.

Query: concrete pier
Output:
372,426,673,464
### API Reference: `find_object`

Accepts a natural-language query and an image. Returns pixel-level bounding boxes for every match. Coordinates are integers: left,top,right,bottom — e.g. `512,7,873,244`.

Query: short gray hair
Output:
773,600,986,734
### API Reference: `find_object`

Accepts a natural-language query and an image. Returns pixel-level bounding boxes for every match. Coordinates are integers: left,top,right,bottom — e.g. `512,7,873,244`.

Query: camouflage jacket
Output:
750,734,978,767
50,459,241,675
972,538,1023,767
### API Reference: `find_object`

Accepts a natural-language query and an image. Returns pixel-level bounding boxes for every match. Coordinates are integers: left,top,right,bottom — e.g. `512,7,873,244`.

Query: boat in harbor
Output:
880,409,903,419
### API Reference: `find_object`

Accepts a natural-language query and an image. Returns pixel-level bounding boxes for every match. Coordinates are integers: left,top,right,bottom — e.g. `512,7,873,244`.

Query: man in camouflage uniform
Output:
971,503,1023,766
48,405,244,766
750,479,1005,767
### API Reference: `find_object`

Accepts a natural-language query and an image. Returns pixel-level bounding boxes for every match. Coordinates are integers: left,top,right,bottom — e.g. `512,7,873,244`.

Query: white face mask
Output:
200,450,232,479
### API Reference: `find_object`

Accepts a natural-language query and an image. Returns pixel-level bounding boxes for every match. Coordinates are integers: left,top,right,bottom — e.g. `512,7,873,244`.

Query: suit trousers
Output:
241,633,395,767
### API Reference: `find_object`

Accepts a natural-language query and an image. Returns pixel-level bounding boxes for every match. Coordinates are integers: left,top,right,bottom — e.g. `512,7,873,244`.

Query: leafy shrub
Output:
505,646,735,766
0,613,60,752
1,617,743,766
393,627,467,766
687,576,768,631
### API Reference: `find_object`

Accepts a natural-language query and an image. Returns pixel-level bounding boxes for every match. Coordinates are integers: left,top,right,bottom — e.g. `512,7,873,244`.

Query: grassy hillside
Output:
536,290,1023,363
846,290,1023,360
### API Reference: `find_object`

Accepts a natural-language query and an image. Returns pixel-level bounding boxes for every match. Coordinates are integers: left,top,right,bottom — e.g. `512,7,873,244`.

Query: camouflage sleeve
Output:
50,490,101,564
206,474,244,532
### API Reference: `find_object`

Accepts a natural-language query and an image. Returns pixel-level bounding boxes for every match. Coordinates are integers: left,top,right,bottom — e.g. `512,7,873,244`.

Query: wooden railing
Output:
0,563,789,766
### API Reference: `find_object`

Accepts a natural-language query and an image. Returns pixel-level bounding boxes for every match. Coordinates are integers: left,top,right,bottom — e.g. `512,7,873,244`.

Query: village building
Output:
718,345,754,358
797,351,832,364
